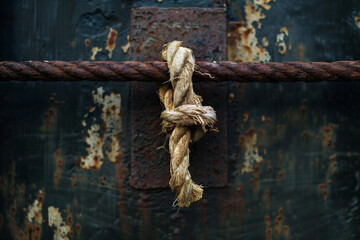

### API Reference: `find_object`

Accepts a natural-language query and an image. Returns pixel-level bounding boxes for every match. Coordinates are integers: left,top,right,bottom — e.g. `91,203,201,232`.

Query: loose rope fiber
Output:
159,41,217,207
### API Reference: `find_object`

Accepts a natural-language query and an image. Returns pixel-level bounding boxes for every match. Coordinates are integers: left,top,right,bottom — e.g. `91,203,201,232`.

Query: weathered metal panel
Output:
1,0,360,240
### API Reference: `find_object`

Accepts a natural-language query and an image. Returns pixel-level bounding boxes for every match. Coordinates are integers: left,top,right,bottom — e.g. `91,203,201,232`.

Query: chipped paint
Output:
121,34,131,54
228,0,275,62
90,47,102,61
239,127,264,173
48,206,71,240
275,27,289,55
80,87,122,169
27,189,45,224
106,28,118,58
355,16,360,28
80,124,105,170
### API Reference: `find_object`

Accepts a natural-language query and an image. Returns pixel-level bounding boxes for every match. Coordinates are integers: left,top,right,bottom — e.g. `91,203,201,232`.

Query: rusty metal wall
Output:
1,0,360,240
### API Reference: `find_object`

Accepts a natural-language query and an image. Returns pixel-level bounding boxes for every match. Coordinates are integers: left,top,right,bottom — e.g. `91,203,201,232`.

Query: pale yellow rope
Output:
159,41,217,207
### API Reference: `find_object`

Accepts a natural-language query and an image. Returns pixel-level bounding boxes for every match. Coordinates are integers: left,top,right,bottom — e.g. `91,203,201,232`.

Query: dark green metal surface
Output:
0,1,360,239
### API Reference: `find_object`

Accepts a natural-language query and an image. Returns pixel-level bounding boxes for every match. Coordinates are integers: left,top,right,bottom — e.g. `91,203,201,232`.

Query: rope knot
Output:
160,104,217,132
159,41,218,207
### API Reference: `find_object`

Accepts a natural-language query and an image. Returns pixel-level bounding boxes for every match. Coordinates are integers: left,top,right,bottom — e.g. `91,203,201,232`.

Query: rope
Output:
159,41,217,207
0,60,360,82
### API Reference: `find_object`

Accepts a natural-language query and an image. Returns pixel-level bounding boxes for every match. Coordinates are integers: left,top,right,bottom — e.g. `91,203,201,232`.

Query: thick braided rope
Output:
159,41,217,207
1,61,359,82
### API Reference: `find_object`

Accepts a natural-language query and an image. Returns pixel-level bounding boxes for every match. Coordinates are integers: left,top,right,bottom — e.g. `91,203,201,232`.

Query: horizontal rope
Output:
0,60,359,82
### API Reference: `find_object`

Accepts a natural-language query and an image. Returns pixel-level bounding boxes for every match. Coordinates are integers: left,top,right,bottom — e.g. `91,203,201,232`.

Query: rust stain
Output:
85,39,91,47
228,0,275,62
300,131,313,143
318,182,330,203
239,127,264,174
277,170,285,183
320,123,338,151
90,47,102,61
54,149,63,186
75,222,81,236
265,214,272,240
121,34,131,54
355,16,360,28
41,93,65,132
329,154,339,177
275,27,289,55
48,206,71,240
106,28,118,58
274,207,283,238
283,225,290,238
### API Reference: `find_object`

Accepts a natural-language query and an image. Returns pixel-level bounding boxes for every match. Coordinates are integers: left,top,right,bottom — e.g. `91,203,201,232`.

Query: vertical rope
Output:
159,41,217,207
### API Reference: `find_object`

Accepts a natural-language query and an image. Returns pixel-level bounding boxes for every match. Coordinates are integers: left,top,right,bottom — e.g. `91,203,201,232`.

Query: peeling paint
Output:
48,206,71,240
228,0,275,62
121,34,131,54
27,189,45,224
355,16,360,28
80,87,122,170
275,27,289,55
80,124,105,170
106,28,118,58
90,47,102,61
239,127,264,174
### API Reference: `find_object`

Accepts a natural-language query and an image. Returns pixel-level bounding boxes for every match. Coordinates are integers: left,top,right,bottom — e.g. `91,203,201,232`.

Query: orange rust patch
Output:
106,28,118,58
85,39,91,47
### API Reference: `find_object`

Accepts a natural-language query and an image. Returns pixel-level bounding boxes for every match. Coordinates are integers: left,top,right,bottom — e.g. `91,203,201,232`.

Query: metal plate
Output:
130,7,227,189
130,7,227,61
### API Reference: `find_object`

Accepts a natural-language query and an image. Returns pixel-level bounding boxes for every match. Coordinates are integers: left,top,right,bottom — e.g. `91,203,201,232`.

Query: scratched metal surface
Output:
0,0,360,240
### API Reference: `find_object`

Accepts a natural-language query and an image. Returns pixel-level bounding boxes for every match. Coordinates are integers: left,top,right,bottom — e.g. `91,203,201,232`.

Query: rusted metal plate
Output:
130,7,227,189
130,7,227,61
